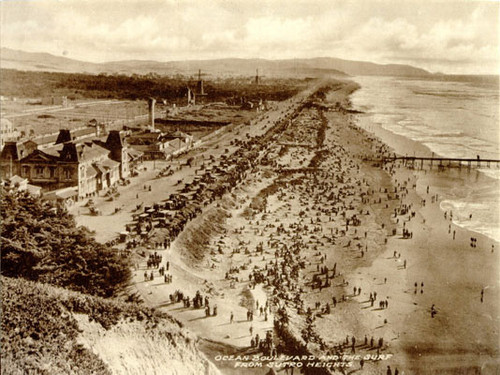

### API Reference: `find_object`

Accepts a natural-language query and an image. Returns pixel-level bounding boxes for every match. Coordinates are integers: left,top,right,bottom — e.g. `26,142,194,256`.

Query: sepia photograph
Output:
0,0,498,374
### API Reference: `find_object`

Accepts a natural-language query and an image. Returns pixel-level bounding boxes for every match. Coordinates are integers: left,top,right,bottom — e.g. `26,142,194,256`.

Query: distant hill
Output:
0,48,101,73
290,57,431,77
1,47,431,78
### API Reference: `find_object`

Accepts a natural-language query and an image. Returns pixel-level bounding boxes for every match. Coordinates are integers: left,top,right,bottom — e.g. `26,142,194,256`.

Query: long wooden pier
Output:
366,156,500,169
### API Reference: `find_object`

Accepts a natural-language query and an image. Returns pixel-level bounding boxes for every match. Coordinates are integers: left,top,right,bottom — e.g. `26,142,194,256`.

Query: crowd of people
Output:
130,85,496,374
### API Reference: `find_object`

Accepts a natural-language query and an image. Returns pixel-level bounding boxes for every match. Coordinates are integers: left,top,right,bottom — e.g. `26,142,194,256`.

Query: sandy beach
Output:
73,79,499,375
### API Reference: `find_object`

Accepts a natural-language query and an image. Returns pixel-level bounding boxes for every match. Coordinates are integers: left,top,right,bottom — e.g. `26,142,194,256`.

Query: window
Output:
22,166,30,177
49,167,56,178
64,168,72,180
35,166,44,177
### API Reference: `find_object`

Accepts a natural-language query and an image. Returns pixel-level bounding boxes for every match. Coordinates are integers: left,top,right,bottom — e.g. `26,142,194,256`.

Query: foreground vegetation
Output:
1,188,130,297
1,69,307,103
1,276,202,375
1,190,219,374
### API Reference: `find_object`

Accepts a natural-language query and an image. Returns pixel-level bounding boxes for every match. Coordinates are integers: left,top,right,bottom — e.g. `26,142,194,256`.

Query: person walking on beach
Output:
230,312,234,324
481,288,484,303
387,365,392,375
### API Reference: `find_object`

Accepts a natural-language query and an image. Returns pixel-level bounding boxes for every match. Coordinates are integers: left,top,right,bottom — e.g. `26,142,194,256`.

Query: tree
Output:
1,188,131,297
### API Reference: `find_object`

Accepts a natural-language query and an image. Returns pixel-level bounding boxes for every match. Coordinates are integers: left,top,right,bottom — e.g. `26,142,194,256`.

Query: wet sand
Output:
353,116,500,373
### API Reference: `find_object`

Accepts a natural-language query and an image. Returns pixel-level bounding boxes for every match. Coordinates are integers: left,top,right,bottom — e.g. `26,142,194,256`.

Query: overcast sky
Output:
1,0,498,74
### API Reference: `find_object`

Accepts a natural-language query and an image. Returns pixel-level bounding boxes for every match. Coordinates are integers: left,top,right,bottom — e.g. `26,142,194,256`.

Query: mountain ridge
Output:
1,47,431,77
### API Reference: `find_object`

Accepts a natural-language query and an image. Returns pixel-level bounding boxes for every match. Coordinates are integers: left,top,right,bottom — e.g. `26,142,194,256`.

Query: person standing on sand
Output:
387,365,392,375
230,312,234,324
431,304,437,318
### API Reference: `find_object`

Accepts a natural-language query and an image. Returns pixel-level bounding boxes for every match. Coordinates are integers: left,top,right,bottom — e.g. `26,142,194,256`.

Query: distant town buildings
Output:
126,129,194,160
0,91,237,201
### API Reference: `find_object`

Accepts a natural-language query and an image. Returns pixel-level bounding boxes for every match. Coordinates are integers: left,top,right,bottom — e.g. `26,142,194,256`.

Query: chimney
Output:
148,98,156,129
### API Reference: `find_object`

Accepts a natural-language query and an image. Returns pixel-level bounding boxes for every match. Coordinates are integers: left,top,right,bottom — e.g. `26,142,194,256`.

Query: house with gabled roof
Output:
0,129,129,199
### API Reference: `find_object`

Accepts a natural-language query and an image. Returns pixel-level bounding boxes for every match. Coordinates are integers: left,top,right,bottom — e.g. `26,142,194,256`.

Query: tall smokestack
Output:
148,98,156,129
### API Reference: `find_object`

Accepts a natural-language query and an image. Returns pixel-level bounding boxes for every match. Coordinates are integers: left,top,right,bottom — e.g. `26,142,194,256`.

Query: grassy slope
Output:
1,276,219,375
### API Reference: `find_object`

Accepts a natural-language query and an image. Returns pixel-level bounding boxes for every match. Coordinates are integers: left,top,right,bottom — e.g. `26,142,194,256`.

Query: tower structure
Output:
196,69,205,96
148,98,156,130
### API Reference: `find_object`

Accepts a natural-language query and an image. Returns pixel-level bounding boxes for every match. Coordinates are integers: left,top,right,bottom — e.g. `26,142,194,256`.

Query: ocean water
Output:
350,75,500,242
